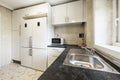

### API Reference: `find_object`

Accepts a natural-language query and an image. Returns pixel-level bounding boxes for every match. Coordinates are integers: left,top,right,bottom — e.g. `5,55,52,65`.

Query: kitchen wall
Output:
0,6,12,67
85,0,94,47
54,24,84,45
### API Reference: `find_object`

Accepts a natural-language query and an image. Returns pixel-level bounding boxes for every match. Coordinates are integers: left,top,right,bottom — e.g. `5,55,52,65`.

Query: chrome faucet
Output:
82,47,95,55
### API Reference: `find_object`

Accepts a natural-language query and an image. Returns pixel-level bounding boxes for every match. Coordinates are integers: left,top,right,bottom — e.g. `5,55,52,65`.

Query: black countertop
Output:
38,45,120,80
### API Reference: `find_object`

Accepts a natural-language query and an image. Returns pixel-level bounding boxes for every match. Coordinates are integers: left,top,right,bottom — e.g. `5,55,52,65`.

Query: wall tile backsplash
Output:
54,24,84,45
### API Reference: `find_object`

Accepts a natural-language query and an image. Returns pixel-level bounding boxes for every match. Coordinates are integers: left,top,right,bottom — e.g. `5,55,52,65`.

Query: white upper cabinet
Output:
52,4,67,24
12,3,50,30
52,0,85,25
67,1,83,23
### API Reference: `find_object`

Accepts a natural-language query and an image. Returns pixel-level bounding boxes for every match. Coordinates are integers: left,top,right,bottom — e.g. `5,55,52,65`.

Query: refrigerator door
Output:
21,48,32,68
32,18,47,49
32,48,47,71
21,20,33,48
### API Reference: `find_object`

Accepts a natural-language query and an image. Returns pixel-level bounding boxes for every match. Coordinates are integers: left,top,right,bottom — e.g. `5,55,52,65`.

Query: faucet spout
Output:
82,47,95,55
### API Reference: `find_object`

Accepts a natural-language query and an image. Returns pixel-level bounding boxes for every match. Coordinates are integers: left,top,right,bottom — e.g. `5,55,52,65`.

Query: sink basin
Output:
63,49,119,73
65,54,104,69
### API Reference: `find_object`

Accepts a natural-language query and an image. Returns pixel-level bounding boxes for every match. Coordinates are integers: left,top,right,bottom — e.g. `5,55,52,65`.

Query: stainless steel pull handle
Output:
29,36,32,48
19,25,21,36
29,49,32,56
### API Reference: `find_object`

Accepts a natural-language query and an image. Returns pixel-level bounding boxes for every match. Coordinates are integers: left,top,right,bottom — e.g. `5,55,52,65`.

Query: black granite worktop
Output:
38,45,120,80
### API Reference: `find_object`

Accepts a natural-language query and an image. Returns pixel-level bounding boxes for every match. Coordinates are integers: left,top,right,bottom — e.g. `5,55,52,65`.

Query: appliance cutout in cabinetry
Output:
78,33,86,47
21,18,47,71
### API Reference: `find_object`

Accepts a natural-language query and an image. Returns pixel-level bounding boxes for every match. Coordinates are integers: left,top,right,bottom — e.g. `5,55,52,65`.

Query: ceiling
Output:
0,0,77,10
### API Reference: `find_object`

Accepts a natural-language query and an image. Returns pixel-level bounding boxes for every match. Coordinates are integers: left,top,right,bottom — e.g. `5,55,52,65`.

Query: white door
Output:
21,48,32,68
21,20,33,48
67,0,83,23
32,18,47,48
53,4,67,24
32,48,47,71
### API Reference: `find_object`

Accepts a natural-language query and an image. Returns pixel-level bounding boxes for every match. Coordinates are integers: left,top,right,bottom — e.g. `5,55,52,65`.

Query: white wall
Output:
54,24,84,45
85,0,94,47
0,6,12,67
93,0,113,45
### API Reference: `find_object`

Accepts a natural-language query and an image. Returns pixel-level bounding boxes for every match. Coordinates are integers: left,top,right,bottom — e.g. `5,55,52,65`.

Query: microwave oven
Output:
52,38,64,44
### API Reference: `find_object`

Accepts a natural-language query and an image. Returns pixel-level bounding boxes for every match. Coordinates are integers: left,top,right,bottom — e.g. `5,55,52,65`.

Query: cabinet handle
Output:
29,49,32,56
29,36,32,48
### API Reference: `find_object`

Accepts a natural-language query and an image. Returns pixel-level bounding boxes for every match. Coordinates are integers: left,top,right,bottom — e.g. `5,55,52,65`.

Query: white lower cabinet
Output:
21,48,47,71
47,47,65,67
21,48,33,68
32,49,47,71
21,47,65,70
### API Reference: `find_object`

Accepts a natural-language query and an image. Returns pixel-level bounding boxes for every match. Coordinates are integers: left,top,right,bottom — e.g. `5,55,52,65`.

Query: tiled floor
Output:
0,63,43,80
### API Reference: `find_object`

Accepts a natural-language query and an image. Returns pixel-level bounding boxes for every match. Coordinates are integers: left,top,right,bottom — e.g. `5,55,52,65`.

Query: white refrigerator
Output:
21,17,47,71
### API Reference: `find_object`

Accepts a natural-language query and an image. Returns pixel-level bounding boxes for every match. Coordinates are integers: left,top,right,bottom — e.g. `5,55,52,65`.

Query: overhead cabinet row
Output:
52,0,86,25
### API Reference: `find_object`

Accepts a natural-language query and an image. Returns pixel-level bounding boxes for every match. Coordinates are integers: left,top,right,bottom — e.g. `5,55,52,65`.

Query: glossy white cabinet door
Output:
12,30,20,61
67,0,83,23
52,4,67,25
47,47,65,67
12,11,22,30
32,49,47,71
21,20,33,48
52,0,85,25
12,10,23,61
21,48,32,68
32,18,47,48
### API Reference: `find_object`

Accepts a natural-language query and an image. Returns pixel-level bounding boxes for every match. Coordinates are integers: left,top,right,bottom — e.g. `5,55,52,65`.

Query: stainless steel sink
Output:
63,49,119,73
68,54,104,69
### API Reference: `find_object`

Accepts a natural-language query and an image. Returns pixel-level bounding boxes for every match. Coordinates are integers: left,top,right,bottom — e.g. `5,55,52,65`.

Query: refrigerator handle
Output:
29,36,32,48
29,49,32,56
